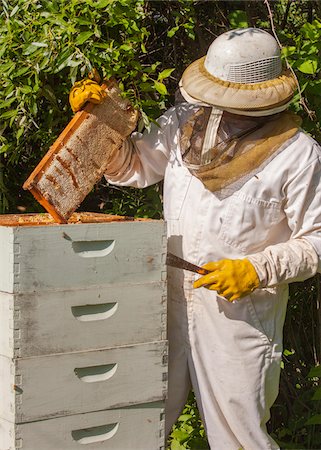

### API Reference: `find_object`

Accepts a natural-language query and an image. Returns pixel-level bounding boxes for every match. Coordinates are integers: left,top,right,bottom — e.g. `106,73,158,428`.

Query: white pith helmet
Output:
179,27,297,116
205,28,282,83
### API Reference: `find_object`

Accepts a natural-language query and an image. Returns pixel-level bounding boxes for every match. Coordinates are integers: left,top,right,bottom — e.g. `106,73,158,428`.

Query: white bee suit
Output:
105,105,321,450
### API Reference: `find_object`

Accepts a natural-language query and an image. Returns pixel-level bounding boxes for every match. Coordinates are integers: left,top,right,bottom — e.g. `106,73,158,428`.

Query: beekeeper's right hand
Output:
193,258,260,302
69,79,106,113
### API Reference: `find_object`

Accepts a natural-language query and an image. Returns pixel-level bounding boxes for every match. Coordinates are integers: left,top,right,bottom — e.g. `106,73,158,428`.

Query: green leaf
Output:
39,56,51,71
14,67,31,78
54,52,80,73
228,10,248,28
189,437,209,449
177,414,192,422
70,65,79,85
312,19,321,29
139,111,151,132
75,17,93,26
120,43,132,51
31,42,48,48
301,22,319,41
282,46,296,58
170,440,185,450
10,5,19,17
306,414,321,425
0,98,16,109
20,86,33,94
312,387,321,400
0,110,17,120
0,44,7,59
283,349,295,356
158,68,175,81
0,143,10,154
172,429,190,442
16,127,24,141
167,26,179,38
297,57,318,74
75,31,94,45
93,43,110,49
141,43,147,54
301,42,319,56
23,44,41,56
308,365,321,378
154,80,167,95
4,84,14,97
0,62,15,72
181,423,193,434
93,0,111,8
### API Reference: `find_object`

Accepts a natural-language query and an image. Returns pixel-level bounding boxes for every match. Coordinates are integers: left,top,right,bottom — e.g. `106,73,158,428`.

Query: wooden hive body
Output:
0,213,167,450
23,81,138,223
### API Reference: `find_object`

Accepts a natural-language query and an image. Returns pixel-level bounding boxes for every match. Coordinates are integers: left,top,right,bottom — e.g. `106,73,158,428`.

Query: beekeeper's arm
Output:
195,148,321,301
246,150,321,287
104,109,177,188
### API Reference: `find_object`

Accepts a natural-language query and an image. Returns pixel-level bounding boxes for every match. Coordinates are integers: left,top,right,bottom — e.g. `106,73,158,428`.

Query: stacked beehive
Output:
0,213,167,450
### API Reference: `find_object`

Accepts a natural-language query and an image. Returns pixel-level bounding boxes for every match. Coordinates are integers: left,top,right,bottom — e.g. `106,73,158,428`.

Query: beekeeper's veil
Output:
175,28,300,198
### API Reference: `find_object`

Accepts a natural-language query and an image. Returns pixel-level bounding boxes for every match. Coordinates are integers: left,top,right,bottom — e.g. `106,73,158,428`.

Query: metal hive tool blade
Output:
166,253,210,275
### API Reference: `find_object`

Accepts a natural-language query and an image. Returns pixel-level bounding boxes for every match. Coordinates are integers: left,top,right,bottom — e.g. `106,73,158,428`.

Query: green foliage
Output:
228,10,248,29
279,18,321,140
1,1,321,448
0,0,191,214
81,181,163,219
167,393,209,450
269,276,321,449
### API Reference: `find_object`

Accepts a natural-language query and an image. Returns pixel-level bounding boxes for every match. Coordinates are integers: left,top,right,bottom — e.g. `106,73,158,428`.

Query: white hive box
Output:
0,283,166,358
0,214,166,294
0,401,165,450
0,341,167,423
0,213,167,450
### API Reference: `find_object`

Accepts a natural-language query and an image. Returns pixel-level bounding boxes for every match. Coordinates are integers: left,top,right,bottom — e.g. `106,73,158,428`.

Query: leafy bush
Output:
0,0,193,214
167,393,209,450
1,1,321,448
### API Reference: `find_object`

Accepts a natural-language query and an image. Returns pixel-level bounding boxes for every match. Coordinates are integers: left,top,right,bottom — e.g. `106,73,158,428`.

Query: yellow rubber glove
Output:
193,258,260,302
69,79,107,113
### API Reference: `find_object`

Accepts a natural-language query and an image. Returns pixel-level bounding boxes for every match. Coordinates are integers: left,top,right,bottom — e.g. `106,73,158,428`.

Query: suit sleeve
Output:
247,146,321,287
104,107,179,188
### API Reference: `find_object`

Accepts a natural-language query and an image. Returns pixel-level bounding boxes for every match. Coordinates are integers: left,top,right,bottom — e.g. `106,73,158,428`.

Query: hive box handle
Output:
71,422,119,444
71,302,118,322
72,240,115,257
74,363,118,383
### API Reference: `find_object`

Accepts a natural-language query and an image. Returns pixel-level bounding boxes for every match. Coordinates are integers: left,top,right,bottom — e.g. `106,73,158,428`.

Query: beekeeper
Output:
69,28,321,450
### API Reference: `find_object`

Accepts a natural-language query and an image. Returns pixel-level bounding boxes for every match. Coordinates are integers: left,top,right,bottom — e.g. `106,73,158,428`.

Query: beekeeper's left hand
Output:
69,79,107,113
193,258,260,301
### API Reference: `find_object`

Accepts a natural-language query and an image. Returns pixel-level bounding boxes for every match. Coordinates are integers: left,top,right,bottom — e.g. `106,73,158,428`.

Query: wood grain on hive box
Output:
0,401,165,450
0,341,167,423
0,214,167,449
0,219,166,293
0,282,166,358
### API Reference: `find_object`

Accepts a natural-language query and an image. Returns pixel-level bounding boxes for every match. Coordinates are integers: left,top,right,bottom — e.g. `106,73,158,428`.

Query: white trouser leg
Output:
165,281,283,449
187,353,242,449
190,290,281,450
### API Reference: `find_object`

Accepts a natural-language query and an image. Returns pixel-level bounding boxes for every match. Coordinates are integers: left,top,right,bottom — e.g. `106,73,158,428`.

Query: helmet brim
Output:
180,56,297,112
